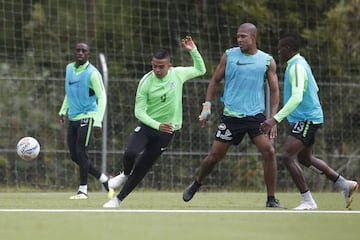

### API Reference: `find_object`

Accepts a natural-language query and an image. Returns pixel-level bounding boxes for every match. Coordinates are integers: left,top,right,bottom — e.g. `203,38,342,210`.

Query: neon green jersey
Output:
135,48,206,130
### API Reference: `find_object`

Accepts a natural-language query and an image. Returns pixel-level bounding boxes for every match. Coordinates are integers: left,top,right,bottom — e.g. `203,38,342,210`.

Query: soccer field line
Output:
1,209,359,214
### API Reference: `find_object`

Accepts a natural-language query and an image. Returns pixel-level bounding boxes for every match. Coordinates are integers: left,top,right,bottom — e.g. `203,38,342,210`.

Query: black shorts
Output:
214,114,265,145
289,121,322,145
126,122,174,156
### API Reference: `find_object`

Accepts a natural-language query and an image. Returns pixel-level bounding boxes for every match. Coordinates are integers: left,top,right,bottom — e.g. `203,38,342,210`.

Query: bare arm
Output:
205,52,227,101
260,58,280,137
267,58,279,118
199,52,226,127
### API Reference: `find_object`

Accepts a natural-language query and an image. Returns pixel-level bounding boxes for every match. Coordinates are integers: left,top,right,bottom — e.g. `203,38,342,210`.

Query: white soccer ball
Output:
16,137,40,160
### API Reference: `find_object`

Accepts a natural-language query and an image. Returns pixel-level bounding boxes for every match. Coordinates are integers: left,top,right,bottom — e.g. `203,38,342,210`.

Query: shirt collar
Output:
73,61,89,71
287,53,301,65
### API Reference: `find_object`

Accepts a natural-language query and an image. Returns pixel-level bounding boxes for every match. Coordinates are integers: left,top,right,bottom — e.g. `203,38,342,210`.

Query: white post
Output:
99,53,108,188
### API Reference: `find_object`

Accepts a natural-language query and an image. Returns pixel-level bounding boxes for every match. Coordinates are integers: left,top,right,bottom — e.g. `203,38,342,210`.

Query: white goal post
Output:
99,53,108,180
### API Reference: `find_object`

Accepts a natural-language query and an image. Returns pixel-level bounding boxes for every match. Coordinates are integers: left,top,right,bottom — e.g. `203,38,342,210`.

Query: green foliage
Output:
0,0,359,190
220,0,273,27
300,1,360,165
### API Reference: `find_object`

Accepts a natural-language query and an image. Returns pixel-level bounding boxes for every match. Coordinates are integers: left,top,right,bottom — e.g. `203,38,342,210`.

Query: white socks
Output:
78,174,109,195
79,185,88,195
301,190,315,202
99,173,109,183
335,175,347,190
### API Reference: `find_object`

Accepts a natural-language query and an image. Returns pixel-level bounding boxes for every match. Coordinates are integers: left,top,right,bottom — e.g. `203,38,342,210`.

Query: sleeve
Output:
90,70,107,127
175,48,206,83
58,95,68,116
134,77,161,130
274,64,306,123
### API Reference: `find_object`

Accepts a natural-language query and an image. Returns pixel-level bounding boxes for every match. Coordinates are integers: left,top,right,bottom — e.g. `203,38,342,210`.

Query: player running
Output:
103,36,206,208
260,32,358,210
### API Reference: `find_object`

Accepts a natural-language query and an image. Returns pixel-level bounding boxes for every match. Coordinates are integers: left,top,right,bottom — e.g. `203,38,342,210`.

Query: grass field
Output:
0,191,359,240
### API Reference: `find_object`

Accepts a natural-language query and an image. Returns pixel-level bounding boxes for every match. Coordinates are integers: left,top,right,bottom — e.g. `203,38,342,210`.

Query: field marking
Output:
1,209,360,214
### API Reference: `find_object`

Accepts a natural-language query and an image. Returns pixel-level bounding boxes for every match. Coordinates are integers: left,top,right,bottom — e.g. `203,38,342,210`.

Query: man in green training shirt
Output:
59,42,110,200
103,36,206,208
260,32,358,210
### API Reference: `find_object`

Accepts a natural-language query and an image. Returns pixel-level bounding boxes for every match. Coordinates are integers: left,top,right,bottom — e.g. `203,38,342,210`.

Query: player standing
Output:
182,23,282,208
59,42,111,199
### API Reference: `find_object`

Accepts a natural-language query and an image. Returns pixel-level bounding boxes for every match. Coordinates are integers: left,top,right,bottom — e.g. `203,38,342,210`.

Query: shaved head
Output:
238,23,257,38
237,22,258,54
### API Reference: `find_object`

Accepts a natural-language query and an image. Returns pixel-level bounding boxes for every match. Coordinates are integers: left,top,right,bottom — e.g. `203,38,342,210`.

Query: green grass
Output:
0,191,358,240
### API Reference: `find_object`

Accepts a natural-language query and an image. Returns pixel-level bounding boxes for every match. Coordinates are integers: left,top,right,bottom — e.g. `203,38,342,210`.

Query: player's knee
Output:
267,146,275,157
69,152,76,161
283,153,295,167
124,150,138,161
261,145,275,160
74,150,86,162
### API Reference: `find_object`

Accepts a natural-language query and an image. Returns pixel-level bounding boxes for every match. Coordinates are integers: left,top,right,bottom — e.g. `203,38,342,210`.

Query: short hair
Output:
239,23,257,38
76,41,89,48
152,48,170,60
279,32,301,51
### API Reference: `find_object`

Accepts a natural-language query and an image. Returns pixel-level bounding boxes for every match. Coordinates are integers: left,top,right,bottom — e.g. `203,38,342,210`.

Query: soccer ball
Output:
16,137,40,160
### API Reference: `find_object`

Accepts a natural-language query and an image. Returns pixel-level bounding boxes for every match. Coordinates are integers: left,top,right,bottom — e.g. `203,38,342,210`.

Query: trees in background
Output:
0,0,359,189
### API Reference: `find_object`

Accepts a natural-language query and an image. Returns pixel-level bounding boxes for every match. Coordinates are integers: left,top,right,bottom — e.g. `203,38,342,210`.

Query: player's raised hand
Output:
181,36,196,51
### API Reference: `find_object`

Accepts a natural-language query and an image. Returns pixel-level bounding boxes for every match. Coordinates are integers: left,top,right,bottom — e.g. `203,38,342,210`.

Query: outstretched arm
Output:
199,52,226,127
178,36,206,79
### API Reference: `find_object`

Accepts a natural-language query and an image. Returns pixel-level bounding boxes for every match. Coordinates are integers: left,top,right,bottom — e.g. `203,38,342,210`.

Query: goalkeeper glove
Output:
199,101,211,121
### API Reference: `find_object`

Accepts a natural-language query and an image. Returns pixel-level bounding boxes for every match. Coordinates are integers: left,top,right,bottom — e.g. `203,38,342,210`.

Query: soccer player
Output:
103,36,206,208
182,23,282,208
58,42,111,200
260,32,358,210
